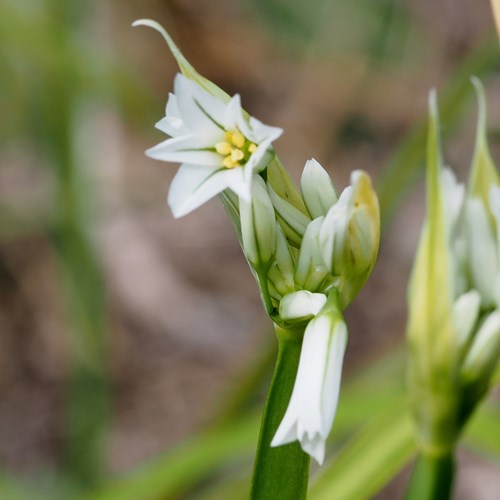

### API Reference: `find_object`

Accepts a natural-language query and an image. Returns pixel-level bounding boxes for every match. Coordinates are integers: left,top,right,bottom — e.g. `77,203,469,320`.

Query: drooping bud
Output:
272,289,347,465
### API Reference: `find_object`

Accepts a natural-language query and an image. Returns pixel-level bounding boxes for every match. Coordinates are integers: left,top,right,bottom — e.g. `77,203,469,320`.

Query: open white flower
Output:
147,73,282,217
271,296,347,464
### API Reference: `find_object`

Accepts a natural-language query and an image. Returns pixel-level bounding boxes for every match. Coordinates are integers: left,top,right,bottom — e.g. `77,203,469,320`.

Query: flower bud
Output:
300,159,338,219
240,175,277,268
295,217,330,292
453,290,480,351
319,170,380,305
462,311,500,384
267,183,311,248
267,223,296,299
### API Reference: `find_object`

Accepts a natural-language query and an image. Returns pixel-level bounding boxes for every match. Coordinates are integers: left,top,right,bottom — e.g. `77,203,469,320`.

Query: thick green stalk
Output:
250,325,310,499
405,451,455,500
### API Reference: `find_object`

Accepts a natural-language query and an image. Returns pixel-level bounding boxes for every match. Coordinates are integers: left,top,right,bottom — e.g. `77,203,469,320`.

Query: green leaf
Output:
83,416,259,500
464,403,500,457
309,402,416,500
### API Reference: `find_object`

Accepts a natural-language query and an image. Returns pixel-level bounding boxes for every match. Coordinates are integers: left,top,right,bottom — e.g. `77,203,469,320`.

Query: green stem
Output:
405,451,455,500
256,266,275,316
250,325,310,500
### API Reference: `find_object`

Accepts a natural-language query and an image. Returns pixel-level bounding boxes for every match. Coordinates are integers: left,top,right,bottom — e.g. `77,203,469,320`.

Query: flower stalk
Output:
250,325,310,500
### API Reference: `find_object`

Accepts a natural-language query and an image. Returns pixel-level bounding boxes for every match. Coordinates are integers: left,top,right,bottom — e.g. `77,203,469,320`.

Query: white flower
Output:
271,303,347,464
147,73,282,217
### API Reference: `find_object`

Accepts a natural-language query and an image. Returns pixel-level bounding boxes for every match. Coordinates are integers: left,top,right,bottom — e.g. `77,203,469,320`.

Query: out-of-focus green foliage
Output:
1,0,499,499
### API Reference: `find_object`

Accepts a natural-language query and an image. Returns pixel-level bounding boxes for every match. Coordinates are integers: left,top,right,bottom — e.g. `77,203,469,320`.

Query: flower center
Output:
215,130,257,169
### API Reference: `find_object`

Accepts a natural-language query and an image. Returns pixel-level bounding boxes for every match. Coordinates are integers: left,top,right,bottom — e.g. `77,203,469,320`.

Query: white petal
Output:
167,164,228,217
225,167,251,201
279,291,327,321
174,73,227,134
155,93,188,136
146,133,222,166
320,321,347,436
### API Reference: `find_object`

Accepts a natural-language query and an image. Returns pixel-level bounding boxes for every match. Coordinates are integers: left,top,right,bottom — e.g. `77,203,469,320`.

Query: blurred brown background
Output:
1,0,499,498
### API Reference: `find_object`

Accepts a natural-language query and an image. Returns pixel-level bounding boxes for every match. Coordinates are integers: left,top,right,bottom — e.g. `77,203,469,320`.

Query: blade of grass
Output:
40,0,108,489
85,346,406,500
463,403,500,457
309,402,416,500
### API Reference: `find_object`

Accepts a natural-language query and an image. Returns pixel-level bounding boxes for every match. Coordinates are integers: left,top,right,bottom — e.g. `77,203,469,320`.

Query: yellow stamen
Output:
231,149,244,162
248,143,257,153
215,141,232,155
231,130,245,149
223,156,239,169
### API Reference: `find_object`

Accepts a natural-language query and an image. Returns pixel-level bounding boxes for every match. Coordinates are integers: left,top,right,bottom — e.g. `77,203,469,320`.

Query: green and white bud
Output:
300,159,338,219
464,198,498,308
462,311,500,384
453,290,481,351
267,223,296,299
295,217,330,292
319,170,380,306
240,175,277,269
267,183,311,248
279,290,327,322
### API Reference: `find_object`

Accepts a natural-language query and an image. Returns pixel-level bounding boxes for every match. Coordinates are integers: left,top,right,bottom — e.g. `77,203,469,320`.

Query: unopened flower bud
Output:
462,311,500,385
300,159,338,219
267,184,311,248
240,175,277,268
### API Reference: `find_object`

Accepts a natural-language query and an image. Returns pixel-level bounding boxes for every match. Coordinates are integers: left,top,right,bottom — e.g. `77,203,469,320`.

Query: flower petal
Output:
279,291,327,321
155,93,188,136
168,164,227,217
174,73,227,134
146,134,222,166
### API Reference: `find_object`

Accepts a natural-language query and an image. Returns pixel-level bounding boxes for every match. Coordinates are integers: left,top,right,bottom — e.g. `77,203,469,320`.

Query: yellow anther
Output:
248,143,257,153
231,148,244,162
223,156,239,169
231,130,245,149
215,141,233,155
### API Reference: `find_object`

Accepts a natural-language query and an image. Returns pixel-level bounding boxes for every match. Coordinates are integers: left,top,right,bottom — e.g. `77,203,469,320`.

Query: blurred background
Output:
1,0,500,498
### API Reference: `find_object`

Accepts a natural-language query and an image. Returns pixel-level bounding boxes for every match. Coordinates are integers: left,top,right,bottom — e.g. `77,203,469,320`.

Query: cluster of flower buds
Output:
407,80,500,457
134,19,380,464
